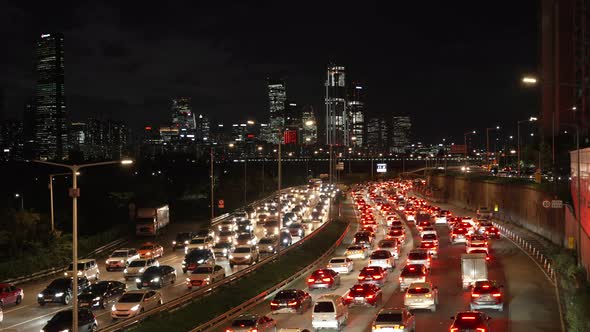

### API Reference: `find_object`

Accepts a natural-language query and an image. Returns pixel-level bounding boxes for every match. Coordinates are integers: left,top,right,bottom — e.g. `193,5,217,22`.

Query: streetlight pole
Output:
277,137,282,229
517,117,538,177
48,172,72,232
464,130,476,169
210,146,215,222
34,159,133,332
243,157,247,206
14,193,23,210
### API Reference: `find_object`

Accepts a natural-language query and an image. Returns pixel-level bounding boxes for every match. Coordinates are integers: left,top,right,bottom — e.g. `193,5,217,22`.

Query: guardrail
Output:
100,189,335,332
2,237,128,285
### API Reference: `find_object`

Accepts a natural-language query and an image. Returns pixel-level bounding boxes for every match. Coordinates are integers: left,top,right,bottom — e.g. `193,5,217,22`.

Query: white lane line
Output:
2,306,69,329
2,304,29,314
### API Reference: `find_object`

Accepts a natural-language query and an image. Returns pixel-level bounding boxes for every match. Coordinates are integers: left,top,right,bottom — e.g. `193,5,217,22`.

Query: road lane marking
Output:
3,306,69,329
3,304,29,314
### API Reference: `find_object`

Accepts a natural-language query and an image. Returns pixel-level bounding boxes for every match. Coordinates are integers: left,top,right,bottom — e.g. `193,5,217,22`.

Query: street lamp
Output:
517,117,538,177
257,146,265,194
486,126,500,169
34,159,133,332
14,193,23,211
210,143,235,223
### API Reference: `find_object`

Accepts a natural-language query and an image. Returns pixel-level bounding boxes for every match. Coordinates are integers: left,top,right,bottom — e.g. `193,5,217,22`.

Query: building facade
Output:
391,116,411,153
301,105,317,145
325,65,348,146
366,117,388,153
35,33,67,160
348,84,365,147
171,97,195,130
268,79,286,144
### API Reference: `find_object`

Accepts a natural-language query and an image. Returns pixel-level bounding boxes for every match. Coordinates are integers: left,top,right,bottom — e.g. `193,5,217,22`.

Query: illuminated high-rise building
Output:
391,116,411,153
348,83,365,147
366,117,388,153
325,64,348,146
34,33,67,160
196,114,210,141
268,79,286,144
171,97,195,130
301,105,317,145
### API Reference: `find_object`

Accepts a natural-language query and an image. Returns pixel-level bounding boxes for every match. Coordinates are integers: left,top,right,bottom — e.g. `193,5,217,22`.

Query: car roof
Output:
236,313,259,320
408,282,431,289
378,307,406,314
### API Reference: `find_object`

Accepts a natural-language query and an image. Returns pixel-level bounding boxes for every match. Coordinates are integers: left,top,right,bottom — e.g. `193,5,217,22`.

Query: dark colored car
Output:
38,277,90,306
344,283,382,306
357,266,387,286
78,281,126,309
288,223,305,238
307,269,341,290
41,308,98,332
236,219,253,234
0,283,23,307
353,232,373,249
279,229,293,247
182,249,215,273
449,311,491,332
270,289,312,314
136,265,177,289
172,232,194,250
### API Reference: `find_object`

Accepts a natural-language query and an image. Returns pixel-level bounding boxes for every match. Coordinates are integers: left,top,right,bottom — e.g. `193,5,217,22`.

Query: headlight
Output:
184,240,189,244
247,240,252,244
135,278,141,283
59,329,70,332
223,248,228,253
120,260,125,263
93,297,101,301
77,271,82,276
38,293,43,298
197,259,204,264
55,292,64,297
151,277,160,283
123,268,128,273
186,278,190,282
244,255,251,259
130,304,140,311
172,241,177,245
111,305,117,311
139,268,145,273
64,272,68,276
229,255,234,259
146,252,151,256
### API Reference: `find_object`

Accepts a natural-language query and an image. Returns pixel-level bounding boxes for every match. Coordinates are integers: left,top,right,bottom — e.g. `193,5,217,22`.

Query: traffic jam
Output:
226,179,505,332
1,184,337,332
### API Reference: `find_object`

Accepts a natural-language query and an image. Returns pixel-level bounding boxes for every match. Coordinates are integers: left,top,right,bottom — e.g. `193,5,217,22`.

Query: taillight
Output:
373,274,383,280
288,301,298,306
270,301,279,307
476,329,487,332
492,293,502,297
322,277,332,282
450,328,459,332
346,294,353,300
307,278,315,283
358,275,366,280
425,293,432,298
405,294,412,298
472,293,480,297
365,294,374,299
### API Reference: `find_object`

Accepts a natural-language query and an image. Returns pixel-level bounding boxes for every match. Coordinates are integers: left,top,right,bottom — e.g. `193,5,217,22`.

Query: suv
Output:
449,311,491,332
182,249,216,273
106,249,139,271
372,308,415,332
172,232,194,250
42,308,98,332
470,280,504,311
64,259,100,280
38,277,90,306
404,282,438,312
258,236,278,254
399,264,428,291
185,236,214,254
124,258,159,280
229,245,260,267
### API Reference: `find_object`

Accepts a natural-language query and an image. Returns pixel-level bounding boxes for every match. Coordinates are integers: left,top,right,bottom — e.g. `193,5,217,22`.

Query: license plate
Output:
143,282,149,286
355,297,364,301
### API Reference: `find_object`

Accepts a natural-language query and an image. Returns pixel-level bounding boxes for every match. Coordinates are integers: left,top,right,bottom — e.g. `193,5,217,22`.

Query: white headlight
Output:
130,304,140,311
55,292,64,297
77,271,82,276
123,268,128,273
111,305,117,311
135,278,141,283
38,293,43,298
244,255,251,259
184,240,189,244
151,277,160,282
229,255,234,259
139,268,145,273
93,297,101,301
172,241,177,245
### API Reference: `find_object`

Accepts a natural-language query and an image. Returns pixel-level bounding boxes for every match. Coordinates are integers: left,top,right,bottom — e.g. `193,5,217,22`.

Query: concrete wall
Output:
427,175,565,245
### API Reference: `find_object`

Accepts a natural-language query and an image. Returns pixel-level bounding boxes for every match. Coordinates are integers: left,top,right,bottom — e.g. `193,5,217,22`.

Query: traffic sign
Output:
542,200,551,208
69,188,80,198
336,162,344,171
551,200,563,209
218,199,225,209
376,163,387,173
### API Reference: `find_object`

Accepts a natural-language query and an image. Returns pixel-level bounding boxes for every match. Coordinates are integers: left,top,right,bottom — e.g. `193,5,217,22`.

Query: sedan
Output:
372,308,415,332
42,308,98,332
358,266,387,286
135,265,177,289
270,289,312,314
287,223,305,238
307,269,341,290
326,257,354,274
0,283,23,308
78,281,126,309
186,264,225,289
111,290,162,320
449,311,491,332
226,314,276,332
344,245,368,260
368,250,395,270
344,283,382,307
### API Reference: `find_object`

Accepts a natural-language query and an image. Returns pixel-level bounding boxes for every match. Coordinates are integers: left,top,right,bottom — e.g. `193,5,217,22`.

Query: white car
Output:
106,249,140,271
229,245,260,267
344,245,368,260
404,282,438,312
419,226,437,238
434,214,447,224
326,257,354,274
368,250,395,270
123,258,159,280
111,290,162,320
376,239,400,259
185,236,214,254
407,249,431,270
186,264,226,289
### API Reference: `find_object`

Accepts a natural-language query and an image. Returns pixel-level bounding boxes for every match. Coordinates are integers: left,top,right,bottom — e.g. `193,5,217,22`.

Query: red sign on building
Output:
450,144,467,154
283,130,297,144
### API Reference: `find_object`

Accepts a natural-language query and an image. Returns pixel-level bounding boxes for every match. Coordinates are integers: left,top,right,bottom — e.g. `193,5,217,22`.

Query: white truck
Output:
132,205,170,236
461,253,488,290
476,207,493,220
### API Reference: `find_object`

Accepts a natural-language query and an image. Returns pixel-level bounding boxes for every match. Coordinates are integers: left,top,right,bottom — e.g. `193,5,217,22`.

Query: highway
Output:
0,189,326,332
216,184,561,332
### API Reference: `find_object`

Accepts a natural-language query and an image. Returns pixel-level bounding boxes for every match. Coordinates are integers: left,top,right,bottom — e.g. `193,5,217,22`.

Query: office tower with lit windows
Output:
35,33,67,160
301,105,317,145
196,114,210,141
171,97,195,130
348,83,365,147
391,115,411,153
268,78,286,144
325,64,348,146
366,117,388,153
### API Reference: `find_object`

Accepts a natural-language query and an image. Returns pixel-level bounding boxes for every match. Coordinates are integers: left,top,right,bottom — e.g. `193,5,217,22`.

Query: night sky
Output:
0,1,539,144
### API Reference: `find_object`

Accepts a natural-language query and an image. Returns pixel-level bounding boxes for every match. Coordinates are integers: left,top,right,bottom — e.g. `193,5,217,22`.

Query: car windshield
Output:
68,263,86,270
237,234,251,240
313,301,335,312
348,246,363,251
380,242,395,248
330,258,345,264
49,310,72,323
423,234,437,240
85,283,108,293
111,251,127,257
275,290,298,299
371,251,390,259
259,238,275,244
219,231,233,236
191,238,206,244
234,247,251,253
409,252,428,260
118,293,144,303
232,319,256,327
288,224,301,229
143,266,160,274
214,243,230,249
376,312,402,322
193,267,213,274
140,245,154,250
48,279,70,288
408,287,430,294
128,260,147,267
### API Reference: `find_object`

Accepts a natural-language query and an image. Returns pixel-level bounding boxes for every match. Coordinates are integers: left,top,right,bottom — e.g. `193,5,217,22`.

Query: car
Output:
399,264,428,291
434,212,448,224
194,228,215,239
185,236,214,254
259,236,279,254
448,216,462,230
38,277,90,306
477,207,493,220
344,245,368,260
353,231,374,249
371,307,416,332
124,258,159,280
64,259,100,280
450,227,470,244
137,242,164,259
421,233,439,246
236,219,254,233
216,230,236,244
386,227,406,243
369,250,395,270
111,290,162,320
377,239,400,259
326,256,354,274
234,210,249,221
481,224,500,239
449,311,492,332
105,248,139,271
287,223,305,238
270,289,312,314
385,215,402,227
418,241,438,258
283,212,298,227
213,242,234,258
263,220,281,236
182,249,216,273
172,232,194,251
417,220,431,231
470,280,504,311
360,225,377,237
218,219,237,232
235,233,258,246
344,283,382,306
312,294,349,330
0,283,23,308
407,249,431,269
226,314,277,332
186,264,226,289
135,265,177,289
42,308,98,332
419,226,437,237
78,280,126,309
404,282,438,312
229,245,260,267
357,266,387,286
307,268,341,290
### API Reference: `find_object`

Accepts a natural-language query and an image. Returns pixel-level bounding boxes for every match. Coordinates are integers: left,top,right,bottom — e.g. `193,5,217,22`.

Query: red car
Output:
449,311,491,332
417,220,431,231
357,266,387,286
483,226,500,239
344,283,382,306
307,269,341,290
0,283,24,307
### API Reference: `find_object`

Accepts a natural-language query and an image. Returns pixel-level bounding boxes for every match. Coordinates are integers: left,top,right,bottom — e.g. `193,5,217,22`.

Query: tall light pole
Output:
14,193,23,210
464,130,476,168
258,146,265,195
34,159,133,332
48,172,78,232
211,143,234,221
517,117,538,177
277,136,282,230
486,126,500,169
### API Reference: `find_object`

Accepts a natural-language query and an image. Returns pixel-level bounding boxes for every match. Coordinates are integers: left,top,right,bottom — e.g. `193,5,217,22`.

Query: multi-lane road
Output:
0,189,325,332
217,185,561,331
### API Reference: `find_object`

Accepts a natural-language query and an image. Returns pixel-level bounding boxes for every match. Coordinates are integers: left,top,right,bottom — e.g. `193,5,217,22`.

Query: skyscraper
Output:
325,64,348,146
268,79,286,144
366,117,388,153
171,97,195,130
301,105,317,145
35,33,67,160
391,116,411,153
196,114,211,141
348,84,365,147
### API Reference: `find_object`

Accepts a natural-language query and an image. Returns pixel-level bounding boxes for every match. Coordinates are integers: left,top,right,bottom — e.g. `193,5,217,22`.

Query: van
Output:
312,294,348,330
64,259,100,280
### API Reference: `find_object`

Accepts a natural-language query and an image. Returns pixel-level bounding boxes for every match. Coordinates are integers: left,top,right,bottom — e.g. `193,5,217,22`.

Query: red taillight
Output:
476,329,487,332
225,329,234,332
485,256,491,261
492,293,502,297
450,328,459,332
270,301,279,307
322,277,332,282
288,301,298,306
461,316,476,320
471,293,480,297
346,294,353,300
365,294,374,299
307,278,315,283
358,275,365,280
249,329,259,332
